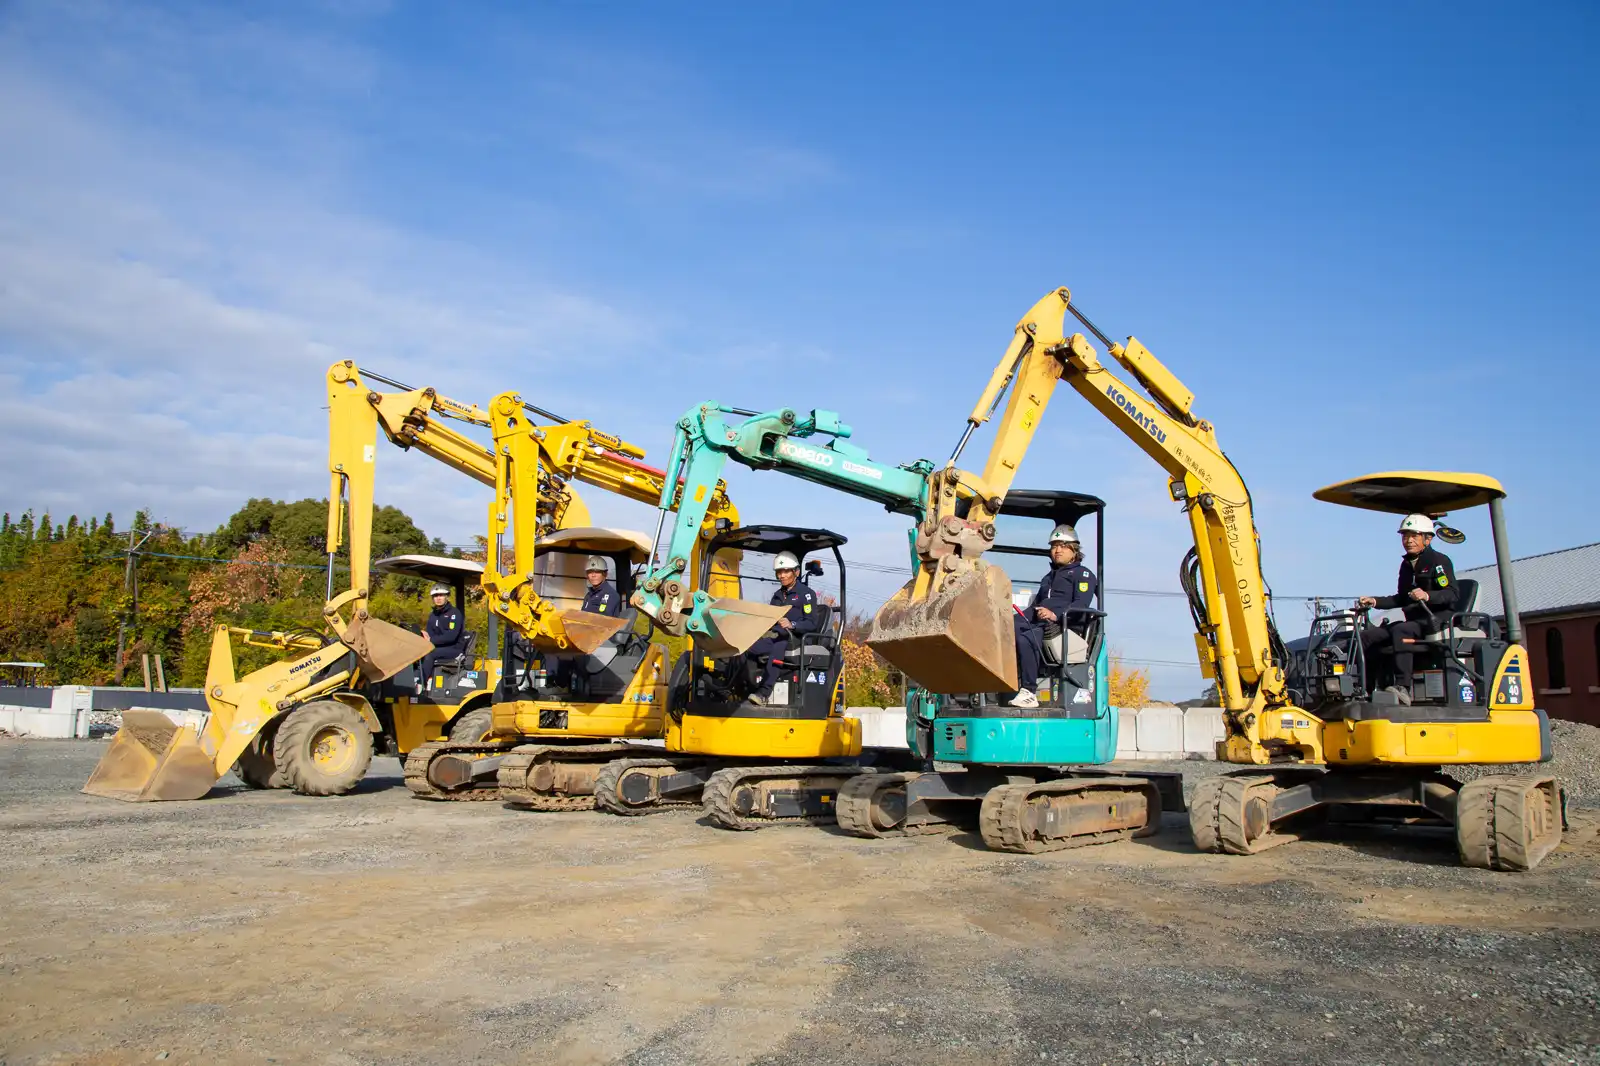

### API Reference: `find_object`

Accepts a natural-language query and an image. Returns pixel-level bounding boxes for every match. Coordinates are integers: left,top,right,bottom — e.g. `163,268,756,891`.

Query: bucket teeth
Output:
867,565,1017,694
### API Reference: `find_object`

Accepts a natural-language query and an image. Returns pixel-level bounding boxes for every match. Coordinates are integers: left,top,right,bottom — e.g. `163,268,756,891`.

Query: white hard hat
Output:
773,551,800,571
1048,524,1080,545
1397,514,1435,535
430,585,451,596
584,555,608,573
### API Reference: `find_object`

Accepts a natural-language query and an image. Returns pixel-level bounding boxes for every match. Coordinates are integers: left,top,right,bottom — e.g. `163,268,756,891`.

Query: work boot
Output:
748,692,770,707
1005,689,1040,709
1382,685,1413,706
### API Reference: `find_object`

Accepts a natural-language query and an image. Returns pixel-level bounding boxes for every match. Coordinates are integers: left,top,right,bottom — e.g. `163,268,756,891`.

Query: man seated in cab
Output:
746,551,821,707
1007,524,1097,709
1356,513,1458,704
418,584,467,692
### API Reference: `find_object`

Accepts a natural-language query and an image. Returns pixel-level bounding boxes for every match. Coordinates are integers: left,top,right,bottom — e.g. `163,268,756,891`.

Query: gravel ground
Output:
0,740,1597,1066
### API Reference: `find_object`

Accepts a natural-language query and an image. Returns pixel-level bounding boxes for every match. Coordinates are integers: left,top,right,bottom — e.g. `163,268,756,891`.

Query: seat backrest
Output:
1452,578,1478,614
807,602,833,637
451,631,476,665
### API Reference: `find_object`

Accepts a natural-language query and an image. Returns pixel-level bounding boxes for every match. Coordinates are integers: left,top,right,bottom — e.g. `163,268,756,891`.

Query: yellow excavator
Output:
994,286,1562,870
82,363,692,801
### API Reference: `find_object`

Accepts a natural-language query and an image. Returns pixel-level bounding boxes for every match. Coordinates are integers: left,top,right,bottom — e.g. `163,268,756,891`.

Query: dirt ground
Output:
1,740,1597,1066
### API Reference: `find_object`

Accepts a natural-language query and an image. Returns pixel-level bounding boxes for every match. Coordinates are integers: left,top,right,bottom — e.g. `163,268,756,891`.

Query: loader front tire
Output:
275,701,373,796
234,718,288,789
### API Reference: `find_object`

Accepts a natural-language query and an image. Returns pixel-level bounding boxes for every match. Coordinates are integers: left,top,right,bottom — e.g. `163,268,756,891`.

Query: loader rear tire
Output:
448,705,495,743
275,701,373,796
234,719,288,790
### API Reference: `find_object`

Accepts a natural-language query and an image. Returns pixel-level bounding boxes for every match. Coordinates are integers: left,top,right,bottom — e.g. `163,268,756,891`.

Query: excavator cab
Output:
1308,472,1541,729
368,554,501,754
665,525,854,753
945,489,1110,739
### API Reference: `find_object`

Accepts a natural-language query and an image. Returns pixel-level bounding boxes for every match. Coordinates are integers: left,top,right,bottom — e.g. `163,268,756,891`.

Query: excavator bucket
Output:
555,609,631,655
694,598,791,659
867,565,1018,694
82,710,220,802
340,615,435,682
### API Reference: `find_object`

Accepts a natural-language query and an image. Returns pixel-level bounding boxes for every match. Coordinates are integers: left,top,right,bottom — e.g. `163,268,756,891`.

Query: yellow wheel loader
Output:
999,286,1563,869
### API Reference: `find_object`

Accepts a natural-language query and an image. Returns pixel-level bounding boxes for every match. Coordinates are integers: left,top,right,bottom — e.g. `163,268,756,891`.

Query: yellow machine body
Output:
666,711,860,760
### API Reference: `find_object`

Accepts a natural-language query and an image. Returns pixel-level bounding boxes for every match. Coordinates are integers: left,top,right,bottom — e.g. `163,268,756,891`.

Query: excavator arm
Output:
1038,290,1312,764
630,289,1089,693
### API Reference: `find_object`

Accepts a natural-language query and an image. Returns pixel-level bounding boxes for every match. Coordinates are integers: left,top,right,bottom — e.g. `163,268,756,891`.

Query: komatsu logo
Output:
1106,384,1167,444
778,440,834,467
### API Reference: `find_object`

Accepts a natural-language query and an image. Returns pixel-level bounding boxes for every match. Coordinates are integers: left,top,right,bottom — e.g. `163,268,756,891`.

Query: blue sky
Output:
2,1,1595,697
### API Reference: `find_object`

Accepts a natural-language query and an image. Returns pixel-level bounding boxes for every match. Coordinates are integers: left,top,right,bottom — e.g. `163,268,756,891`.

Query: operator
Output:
581,556,620,616
418,584,467,689
1007,524,1098,709
1355,514,1459,703
745,551,821,706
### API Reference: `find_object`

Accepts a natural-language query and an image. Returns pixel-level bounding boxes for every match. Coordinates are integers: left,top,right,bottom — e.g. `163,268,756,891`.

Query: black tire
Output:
448,704,495,743
234,718,288,789
274,700,374,796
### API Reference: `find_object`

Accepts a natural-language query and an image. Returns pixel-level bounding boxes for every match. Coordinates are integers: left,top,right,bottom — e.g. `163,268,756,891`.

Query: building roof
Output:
1459,542,1600,619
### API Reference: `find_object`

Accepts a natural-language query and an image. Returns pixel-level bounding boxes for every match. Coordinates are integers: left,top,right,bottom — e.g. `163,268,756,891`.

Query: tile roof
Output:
1459,542,1600,619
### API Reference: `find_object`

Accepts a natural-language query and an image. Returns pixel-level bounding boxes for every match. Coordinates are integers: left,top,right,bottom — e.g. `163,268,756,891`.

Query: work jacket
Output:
426,603,466,651
1374,545,1459,623
770,581,822,636
582,580,621,615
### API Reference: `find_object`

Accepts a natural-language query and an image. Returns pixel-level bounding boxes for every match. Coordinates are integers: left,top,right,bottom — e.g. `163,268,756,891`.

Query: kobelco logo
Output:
1106,384,1167,444
778,440,834,467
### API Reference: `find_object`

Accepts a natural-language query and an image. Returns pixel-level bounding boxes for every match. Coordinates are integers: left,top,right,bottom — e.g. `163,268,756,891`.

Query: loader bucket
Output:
82,710,220,802
341,615,435,682
867,565,1018,694
556,609,631,655
693,598,792,659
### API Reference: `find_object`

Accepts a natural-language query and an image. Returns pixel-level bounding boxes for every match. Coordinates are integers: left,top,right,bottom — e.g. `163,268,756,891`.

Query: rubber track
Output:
496,742,662,811
1458,774,1564,871
594,757,704,817
835,772,922,838
402,740,520,801
1214,774,1289,855
977,778,1158,854
703,765,871,831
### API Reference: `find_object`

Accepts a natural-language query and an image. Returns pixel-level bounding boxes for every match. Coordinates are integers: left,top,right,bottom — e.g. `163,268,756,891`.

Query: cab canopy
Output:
373,554,485,584
534,527,652,565
1313,471,1505,515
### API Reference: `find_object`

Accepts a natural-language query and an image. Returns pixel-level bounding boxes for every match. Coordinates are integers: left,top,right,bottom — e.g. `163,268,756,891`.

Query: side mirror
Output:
805,559,824,577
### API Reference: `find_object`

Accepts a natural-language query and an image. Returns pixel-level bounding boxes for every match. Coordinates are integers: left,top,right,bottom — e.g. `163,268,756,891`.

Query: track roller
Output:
1456,775,1565,872
835,772,922,838
497,743,660,811
978,777,1161,854
703,765,871,830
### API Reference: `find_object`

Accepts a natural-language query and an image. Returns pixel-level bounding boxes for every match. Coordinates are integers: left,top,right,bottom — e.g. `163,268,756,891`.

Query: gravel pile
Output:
1448,718,1600,808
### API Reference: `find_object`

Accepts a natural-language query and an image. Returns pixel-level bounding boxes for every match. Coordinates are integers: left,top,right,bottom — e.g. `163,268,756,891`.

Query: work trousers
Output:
745,634,791,697
1359,620,1428,691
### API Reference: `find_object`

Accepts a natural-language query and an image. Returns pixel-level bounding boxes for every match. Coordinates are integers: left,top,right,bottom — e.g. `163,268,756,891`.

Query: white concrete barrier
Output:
846,707,908,750
1114,706,1140,758
1183,707,1226,755
1133,705,1185,760
0,708,91,738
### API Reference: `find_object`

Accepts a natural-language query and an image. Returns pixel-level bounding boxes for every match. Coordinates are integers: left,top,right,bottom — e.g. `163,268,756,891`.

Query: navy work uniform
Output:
1013,561,1098,692
745,581,821,701
582,579,620,616
1360,545,1458,690
420,599,467,686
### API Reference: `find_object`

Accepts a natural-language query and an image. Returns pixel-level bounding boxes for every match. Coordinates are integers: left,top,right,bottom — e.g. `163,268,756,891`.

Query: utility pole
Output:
113,525,156,685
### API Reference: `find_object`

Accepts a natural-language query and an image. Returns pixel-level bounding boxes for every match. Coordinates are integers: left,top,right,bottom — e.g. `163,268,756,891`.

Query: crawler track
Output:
594,757,705,816
496,742,662,811
702,764,871,831
978,777,1160,854
402,740,520,801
